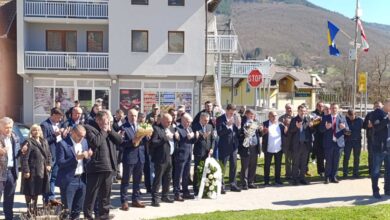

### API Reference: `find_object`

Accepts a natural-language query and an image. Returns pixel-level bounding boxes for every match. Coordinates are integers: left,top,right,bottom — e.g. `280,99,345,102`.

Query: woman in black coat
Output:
21,124,52,215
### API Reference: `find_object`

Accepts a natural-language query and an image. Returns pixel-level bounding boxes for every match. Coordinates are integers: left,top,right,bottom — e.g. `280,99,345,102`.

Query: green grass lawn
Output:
225,150,370,185
158,204,390,220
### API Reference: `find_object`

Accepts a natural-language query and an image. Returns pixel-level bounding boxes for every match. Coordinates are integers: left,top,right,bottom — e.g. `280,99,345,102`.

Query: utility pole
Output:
352,0,360,110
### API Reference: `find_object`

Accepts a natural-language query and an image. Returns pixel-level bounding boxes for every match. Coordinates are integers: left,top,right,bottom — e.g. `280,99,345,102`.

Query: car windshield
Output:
18,125,30,139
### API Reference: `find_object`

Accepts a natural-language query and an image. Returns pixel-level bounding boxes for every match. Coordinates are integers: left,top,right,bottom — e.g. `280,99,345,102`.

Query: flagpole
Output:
352,0,359,110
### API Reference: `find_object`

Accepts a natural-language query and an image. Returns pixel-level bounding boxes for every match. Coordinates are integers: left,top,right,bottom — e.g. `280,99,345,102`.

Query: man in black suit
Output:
150,113,179,207
311,102,325,177
239,109,262,189
370,99,390,199
217,104,241,193
83,111,123,220
193,101,214,129
173,113,197,201
262,111,287,186
289,105,314,185
363,101,383,174
120,109,148,211
40,107,64,205
192,112,214,195
279,104,294,180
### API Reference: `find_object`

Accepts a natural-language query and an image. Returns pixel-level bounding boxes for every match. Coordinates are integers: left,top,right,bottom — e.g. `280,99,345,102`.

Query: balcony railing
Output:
25,51,109,71
215,60,272,78
24,0,108,19
207,35,238,53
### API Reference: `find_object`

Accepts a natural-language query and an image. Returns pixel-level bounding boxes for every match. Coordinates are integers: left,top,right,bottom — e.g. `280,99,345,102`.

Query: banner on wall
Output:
160,92,176,113
55,88,75,113
120,89,141,112
176,92,192,114
143,91,159,114
34,88,54,115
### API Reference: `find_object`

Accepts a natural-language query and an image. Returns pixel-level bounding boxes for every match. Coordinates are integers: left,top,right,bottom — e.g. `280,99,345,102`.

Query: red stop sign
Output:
247,69,263,88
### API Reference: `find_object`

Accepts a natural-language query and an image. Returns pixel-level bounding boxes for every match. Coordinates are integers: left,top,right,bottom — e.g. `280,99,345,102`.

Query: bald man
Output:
150,113,179,207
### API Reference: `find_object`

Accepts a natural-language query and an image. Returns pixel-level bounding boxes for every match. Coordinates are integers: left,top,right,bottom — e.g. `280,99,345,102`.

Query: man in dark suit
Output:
279,104,294,180
83,111,123,220
262,111,287,186
320,103,349,184
217,104,241,193
370,99,390,199
311,101,325,177
41,107,64,205
173,113,197,201
238,109,262,189
120,109,147,211
363,101,383,174
289,105,314,185
0,117,22,220
56,125,90,220
343,109,364,178
192,112,214,195
150,113,179,207
193,101,214,129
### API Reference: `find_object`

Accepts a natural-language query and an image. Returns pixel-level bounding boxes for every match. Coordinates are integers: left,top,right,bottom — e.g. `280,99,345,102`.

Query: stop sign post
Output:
247,69,263,88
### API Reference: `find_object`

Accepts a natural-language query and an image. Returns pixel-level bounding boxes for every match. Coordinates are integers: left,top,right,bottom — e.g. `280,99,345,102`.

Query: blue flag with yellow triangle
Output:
327,21,340,56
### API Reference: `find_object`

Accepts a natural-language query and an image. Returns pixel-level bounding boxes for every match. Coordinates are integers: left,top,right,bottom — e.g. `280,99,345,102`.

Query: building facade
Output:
17,0,208,123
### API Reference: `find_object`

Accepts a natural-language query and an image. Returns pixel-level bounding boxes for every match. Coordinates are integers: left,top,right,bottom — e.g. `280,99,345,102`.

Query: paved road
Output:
1,177,390,219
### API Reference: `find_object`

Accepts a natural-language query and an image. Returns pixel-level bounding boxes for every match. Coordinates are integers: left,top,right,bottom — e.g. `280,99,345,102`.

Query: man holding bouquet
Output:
120,109,149,211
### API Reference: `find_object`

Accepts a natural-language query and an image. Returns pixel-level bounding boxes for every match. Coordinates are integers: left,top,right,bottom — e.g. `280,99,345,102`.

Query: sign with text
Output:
247,69,263,88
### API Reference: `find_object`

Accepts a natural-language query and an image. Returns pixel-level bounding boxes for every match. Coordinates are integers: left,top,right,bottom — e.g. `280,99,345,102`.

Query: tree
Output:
370,52,389,100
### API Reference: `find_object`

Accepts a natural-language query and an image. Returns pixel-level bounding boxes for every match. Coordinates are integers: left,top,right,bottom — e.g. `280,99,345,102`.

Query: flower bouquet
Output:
197,157,222,199
134,123,153,146
243,121,261,148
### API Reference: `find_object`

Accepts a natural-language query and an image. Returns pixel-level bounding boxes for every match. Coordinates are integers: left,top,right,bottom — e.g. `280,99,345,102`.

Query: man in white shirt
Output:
262,111,287,186
56,125,91,220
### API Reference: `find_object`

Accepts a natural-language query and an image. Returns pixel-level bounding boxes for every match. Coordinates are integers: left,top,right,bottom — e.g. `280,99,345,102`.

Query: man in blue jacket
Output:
320,103,349,184
370,98,390,199
56,125,90,220
120,109,148,211
216,104,241,193
343,109,363,178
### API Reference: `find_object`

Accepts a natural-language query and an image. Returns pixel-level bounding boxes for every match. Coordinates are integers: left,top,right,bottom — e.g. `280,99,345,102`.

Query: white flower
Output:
205,178,209,183
205,182,209,187
213,181,217,186
209,185,214,191
208,174,214,179
207,191,213,198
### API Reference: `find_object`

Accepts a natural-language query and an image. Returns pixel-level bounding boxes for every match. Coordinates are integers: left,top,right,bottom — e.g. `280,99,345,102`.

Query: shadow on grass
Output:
272,195,384,207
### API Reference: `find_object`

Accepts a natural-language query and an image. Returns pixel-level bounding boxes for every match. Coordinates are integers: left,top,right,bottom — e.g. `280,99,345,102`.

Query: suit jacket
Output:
192,123,214,158
216,114,239,159
288,115,314,151
0,133,21,181
363,111,375,139
192,110,215,129
345,117,364,141
175,125,196,162
84,121,123,173
371,108,390,153
55,136,88,188
41,118,61,161
320,114,349,148
150,124,176,164
261,120,285,154
22,137,51,179
121,122,146,165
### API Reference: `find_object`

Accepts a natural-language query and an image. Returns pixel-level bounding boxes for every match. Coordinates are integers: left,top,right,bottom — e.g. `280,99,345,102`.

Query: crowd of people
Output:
0,98,389,220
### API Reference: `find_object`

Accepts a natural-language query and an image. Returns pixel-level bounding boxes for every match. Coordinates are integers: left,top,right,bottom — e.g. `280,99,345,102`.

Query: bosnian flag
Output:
357,19,369,52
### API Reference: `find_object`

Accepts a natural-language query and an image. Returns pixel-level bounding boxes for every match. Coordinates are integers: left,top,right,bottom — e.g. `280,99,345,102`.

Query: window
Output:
168,0,184,6
132,30,148,52
132,0,148,5
87,31,103,52
168,31,184,53
46,30,77,51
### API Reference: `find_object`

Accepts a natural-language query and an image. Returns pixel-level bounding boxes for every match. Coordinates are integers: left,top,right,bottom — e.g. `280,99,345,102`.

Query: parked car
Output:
13,122,30,144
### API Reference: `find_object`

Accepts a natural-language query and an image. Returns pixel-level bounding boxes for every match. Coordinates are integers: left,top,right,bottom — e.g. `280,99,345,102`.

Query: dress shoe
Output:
151,200,160,207
161,196,174,203
248,184,257,189
120,202,129,211
263,182,271,187
300,180,309,185
183,194,195,200
292,180,298,186
242,185,249,190
324,178,330,184
230,185,241,192
275,180,283,185
131,201,145,208
331,178,339,183
221,189,226,194
174,195,184,202
373,192,382,199
305,172,312,177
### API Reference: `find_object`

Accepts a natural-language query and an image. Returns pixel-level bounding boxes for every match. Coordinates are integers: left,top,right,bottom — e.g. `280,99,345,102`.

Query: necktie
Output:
332,116,336,136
